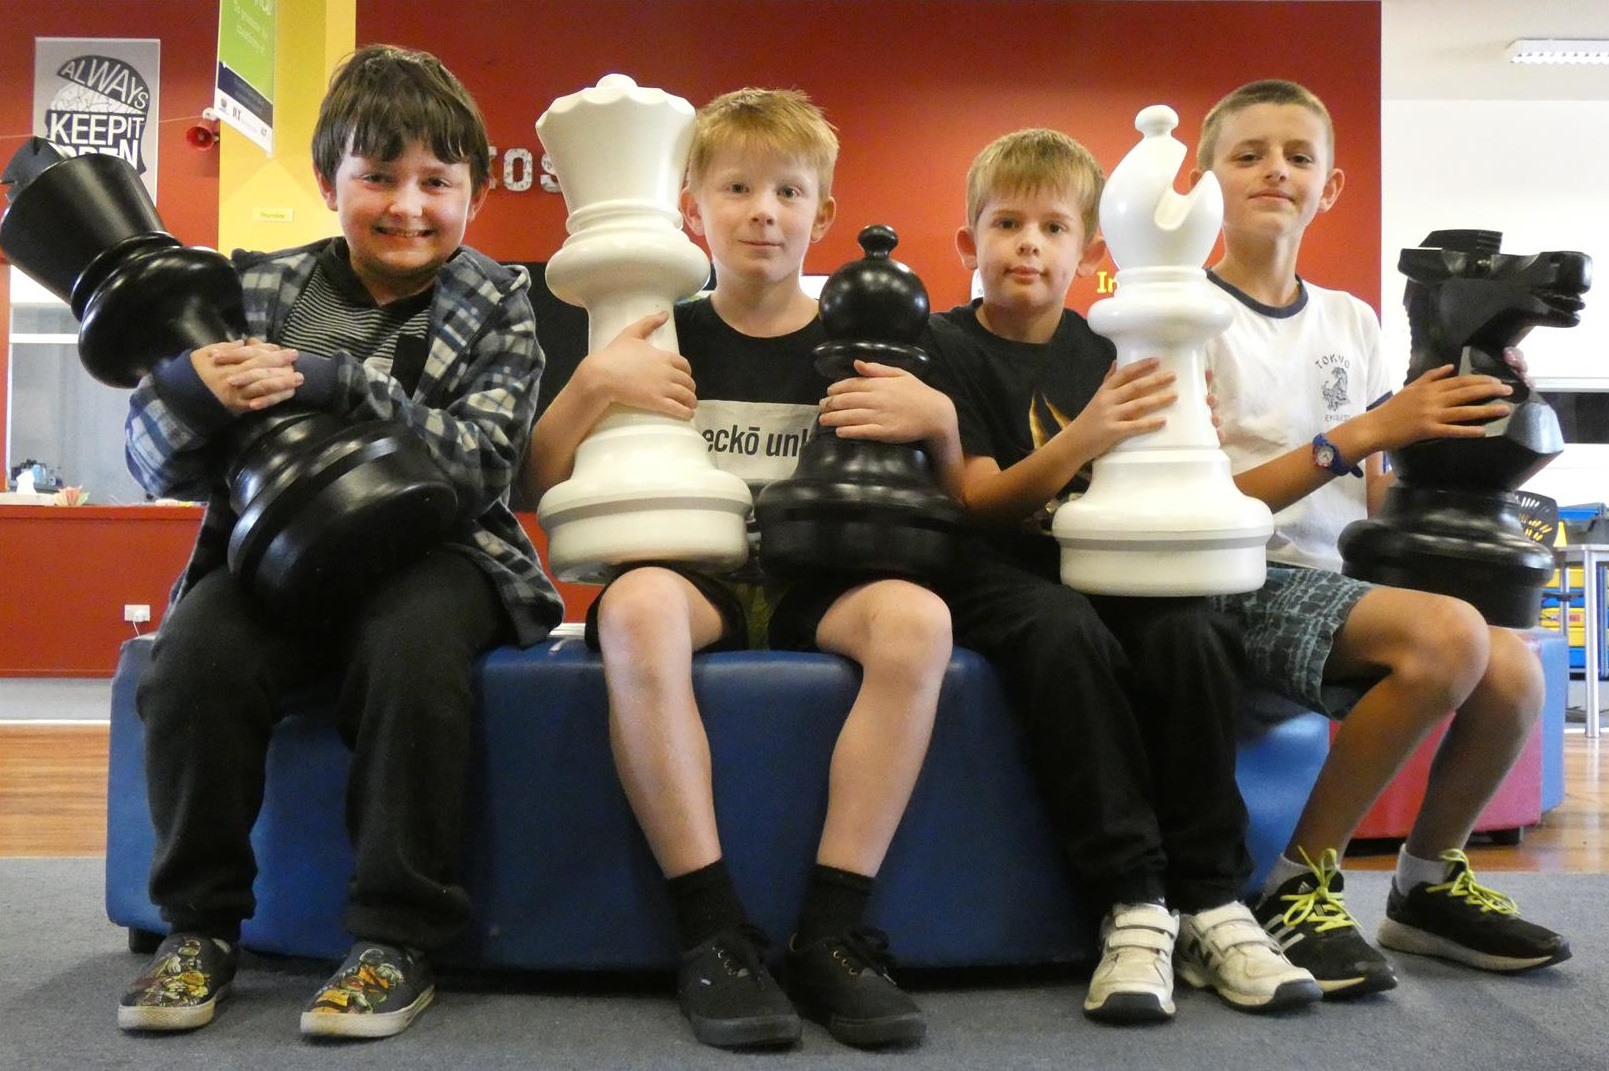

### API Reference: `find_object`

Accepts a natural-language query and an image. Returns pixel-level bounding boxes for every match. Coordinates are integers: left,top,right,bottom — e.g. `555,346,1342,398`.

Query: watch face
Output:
1316,443,1336,467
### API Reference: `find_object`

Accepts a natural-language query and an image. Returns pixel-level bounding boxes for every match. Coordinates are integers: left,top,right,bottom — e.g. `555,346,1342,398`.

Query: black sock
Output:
795,864,874,945
667,859,748,952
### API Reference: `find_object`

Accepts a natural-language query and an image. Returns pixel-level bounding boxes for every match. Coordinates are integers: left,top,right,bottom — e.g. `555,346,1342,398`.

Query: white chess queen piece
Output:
1051,105,1273,595
534,74,752,582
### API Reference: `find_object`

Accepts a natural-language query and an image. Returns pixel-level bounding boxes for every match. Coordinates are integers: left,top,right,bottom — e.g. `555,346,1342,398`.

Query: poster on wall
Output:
33,38,161,200
215,0,275,154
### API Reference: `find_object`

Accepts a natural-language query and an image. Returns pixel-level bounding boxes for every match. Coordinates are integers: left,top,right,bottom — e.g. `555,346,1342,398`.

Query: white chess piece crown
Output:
534,75,752,582
1051,105,1273,595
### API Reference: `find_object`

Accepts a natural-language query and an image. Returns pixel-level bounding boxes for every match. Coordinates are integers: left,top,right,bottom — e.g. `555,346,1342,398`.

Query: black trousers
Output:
939,541,1251,916
136,549,510,950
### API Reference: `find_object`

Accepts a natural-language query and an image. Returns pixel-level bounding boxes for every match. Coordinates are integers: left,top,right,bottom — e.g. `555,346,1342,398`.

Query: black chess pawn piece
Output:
1339,229,1592,627
754,224,962,581
0,137,458,624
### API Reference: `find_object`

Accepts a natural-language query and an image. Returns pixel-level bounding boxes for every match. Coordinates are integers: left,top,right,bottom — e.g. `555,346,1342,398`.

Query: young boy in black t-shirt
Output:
821,128,1318,1024
527,87,944,1052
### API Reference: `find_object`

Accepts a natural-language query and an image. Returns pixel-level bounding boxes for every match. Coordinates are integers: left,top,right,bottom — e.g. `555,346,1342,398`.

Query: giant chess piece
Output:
1052,106,1273,594
1339,229,1591,627
0,138,459,623
753,225,962,581
533,74,751,582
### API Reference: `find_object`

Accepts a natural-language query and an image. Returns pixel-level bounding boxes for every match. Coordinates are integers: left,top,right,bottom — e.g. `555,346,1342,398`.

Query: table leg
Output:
1583,547,1602,739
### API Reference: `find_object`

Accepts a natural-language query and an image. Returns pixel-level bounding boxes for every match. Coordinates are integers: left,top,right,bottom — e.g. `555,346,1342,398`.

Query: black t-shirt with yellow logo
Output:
927,299,1116,535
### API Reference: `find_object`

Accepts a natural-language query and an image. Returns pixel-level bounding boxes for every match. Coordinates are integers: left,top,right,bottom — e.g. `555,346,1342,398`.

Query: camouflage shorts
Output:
1211,565,1376,717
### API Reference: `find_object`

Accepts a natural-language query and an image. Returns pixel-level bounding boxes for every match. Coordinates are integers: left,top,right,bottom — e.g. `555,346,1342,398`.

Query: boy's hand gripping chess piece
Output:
754,224,962,581
1340,229,1591,626
534,74,752,582
1053,105,1273,595
0,138,457,625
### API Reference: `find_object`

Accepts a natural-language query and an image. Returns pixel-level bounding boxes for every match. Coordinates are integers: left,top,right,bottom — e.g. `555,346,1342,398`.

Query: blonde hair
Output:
1196,79,1334,172
686,87,839,200
965,128,1104,236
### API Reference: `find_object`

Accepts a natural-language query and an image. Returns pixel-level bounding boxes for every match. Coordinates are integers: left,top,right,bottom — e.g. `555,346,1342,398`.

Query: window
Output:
7,267,147,503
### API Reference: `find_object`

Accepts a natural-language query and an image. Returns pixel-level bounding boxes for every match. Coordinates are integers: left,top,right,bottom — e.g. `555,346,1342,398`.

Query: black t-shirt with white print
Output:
674,295,829,579
675,294,829,494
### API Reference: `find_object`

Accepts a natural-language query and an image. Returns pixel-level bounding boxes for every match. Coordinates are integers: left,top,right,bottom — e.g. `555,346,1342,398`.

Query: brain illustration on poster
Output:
33,39,161,199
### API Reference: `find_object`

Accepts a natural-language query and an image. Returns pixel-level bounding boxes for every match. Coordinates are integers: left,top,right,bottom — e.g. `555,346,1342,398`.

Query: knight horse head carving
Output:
1339,229,1592,626
1395,229,1588,488
1051,105,1273,596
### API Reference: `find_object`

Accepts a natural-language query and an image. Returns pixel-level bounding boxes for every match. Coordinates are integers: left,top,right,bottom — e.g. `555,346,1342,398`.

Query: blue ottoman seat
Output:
104,634,1331,970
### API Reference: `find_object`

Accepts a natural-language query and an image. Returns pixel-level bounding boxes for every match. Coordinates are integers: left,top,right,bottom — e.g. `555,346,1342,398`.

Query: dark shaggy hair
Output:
311,44,491,194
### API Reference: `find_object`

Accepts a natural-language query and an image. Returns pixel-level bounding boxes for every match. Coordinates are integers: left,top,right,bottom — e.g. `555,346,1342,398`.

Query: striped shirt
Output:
279,241,432,394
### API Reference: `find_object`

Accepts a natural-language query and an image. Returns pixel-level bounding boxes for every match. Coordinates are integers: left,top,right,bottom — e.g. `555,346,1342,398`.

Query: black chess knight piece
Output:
0,138,458,623
1339,229,1592,627
754,225,962,581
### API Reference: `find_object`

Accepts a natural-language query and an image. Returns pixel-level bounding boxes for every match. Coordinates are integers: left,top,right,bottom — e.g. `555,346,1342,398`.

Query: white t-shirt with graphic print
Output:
1203,274,1394,573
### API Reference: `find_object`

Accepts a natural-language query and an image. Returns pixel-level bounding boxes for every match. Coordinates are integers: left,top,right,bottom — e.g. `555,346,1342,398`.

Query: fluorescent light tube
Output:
1508,38,1609,65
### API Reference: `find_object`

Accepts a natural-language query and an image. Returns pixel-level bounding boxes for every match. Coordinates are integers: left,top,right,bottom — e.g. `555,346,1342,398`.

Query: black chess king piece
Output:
0,137,458,624
1339,229,1592,627
754,225,962,581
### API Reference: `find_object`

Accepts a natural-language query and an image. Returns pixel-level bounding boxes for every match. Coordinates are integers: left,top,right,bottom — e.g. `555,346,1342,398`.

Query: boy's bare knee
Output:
882,583,951,643
1402,596,1488,687
864,583,951,669
596,568,692,641
1475,627,1546,722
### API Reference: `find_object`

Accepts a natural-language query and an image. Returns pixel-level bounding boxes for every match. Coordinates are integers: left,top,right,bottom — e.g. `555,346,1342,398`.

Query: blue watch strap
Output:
1312,433,1363,477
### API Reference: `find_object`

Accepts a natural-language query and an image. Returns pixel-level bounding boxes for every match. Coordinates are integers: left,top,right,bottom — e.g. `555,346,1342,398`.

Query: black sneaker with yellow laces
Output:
1252,848,1397,998
1377,849,1570,973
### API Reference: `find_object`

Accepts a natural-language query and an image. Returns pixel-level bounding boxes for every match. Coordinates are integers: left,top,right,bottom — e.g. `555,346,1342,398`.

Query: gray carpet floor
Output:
2,859,1604,1070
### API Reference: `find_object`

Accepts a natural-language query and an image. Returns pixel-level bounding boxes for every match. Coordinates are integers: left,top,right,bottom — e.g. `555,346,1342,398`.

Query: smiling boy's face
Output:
682,146,835,289
958,185,1105,318
318,138,487,306
1204,102,1343,245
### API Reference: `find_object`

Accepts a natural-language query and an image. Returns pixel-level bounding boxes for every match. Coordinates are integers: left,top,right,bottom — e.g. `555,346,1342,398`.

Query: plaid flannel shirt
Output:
124,238,562,646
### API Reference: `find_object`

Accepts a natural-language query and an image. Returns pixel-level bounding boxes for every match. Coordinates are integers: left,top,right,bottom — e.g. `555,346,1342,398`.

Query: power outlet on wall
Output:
123,604,151,624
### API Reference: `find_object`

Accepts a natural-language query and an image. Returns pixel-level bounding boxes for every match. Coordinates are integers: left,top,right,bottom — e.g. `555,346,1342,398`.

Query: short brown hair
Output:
312,44,492,195
1196,79,1334,172
686,87,839,201
965,128,1104,236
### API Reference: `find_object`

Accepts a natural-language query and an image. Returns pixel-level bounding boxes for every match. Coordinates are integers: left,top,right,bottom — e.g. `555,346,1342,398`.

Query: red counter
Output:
0,505,201,677
0,505,598,677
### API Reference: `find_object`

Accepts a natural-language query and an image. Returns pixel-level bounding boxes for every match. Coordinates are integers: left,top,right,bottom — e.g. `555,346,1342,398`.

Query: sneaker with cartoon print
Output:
118,932,238,1031
300,941,435,1038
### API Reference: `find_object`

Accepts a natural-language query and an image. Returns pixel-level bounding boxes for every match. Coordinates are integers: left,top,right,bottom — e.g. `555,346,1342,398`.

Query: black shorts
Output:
583,563,859,653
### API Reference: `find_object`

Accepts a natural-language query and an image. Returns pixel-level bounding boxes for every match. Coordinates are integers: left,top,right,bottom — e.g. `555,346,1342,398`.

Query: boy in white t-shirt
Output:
1193,79,1568,998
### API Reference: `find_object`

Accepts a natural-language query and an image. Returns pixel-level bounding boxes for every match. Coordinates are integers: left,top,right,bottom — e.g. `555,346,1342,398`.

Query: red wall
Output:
0,1,222,250
362,0,1382,313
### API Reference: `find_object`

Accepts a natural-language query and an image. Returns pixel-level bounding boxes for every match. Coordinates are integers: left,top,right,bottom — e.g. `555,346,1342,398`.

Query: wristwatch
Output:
1311,433,1362,478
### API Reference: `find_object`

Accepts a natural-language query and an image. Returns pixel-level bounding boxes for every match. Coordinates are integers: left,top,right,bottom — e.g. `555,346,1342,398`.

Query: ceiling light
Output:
1507,38,1609,65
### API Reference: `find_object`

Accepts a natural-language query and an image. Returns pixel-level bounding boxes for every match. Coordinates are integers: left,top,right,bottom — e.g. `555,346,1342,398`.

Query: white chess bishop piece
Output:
534,74,752,582
1051,105,1273,595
